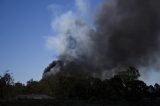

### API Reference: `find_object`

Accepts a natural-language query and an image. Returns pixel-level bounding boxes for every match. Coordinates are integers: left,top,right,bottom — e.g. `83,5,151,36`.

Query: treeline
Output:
0,67,160,101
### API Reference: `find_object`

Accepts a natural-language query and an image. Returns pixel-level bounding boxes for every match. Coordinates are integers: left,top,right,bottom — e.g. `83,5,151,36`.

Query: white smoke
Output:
45,0,93,60
45,11,76,53
75,0,89,14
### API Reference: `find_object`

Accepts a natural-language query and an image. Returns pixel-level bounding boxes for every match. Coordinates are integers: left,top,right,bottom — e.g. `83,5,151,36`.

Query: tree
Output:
1,71,14,85
106,76,126,100
14,82,26,95
0,71,14,99
125,80,147,100
117,66,140,82
26,79,40,94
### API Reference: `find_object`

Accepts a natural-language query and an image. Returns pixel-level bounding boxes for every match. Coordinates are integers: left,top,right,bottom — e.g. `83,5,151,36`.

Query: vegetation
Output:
0,67,160,103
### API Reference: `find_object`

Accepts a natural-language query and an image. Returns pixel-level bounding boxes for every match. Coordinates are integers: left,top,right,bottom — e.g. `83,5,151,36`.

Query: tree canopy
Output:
0,67,160,102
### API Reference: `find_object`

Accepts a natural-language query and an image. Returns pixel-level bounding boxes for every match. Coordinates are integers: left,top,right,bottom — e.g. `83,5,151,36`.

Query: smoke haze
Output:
45,0,160,79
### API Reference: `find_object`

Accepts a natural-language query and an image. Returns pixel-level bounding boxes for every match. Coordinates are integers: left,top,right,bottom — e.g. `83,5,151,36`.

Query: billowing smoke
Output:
44,0,160,79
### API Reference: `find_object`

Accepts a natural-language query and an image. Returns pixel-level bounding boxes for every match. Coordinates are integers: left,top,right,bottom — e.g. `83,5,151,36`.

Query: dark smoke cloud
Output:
92,0,160,69
44,0,160,78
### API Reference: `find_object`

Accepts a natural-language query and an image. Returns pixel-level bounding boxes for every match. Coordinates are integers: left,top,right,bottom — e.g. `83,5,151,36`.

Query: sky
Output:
0,0,102,83
1,0,160,85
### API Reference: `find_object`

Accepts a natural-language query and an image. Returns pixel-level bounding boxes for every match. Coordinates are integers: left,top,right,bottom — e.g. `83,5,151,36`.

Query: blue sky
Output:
0,0,101,83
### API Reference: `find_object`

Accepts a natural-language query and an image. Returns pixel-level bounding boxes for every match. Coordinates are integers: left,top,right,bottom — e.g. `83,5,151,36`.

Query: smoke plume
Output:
44,0,160,78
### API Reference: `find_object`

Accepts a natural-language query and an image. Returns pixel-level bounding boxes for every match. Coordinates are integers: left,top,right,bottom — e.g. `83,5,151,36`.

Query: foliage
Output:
1,67,160,101
0,71,14,100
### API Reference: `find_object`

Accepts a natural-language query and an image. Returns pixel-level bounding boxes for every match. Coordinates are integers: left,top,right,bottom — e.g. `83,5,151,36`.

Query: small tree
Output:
117,66,140,81
0,71,14,99
14,82,26,95
26,79,40,94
